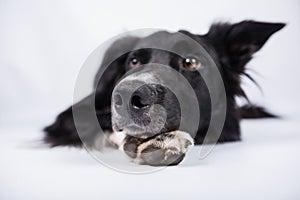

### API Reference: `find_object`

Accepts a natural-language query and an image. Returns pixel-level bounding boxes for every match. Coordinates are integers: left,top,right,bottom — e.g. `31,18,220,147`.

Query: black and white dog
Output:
44,20,285,166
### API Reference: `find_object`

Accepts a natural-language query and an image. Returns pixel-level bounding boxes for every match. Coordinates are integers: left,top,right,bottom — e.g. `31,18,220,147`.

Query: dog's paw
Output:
123,131,194,166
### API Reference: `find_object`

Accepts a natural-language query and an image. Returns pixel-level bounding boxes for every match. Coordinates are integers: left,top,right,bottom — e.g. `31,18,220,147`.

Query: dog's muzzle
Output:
111,69,171,137
111,64,199,140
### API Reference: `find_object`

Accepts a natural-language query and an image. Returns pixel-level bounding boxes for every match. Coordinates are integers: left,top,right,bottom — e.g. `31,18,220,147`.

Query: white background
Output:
0,0,300,200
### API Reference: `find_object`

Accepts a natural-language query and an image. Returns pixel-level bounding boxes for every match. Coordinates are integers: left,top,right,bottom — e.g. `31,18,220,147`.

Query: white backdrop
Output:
0,0,300,200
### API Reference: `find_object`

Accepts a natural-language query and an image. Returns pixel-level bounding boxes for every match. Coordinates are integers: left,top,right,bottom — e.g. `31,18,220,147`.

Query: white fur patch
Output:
105,131,126,149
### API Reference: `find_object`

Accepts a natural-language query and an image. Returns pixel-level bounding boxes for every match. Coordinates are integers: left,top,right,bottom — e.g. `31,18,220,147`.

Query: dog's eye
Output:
129,57,141,68
182,57,202,70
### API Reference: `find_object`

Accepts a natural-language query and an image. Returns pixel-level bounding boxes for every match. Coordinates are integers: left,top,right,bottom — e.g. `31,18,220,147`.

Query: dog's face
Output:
92,21,285,140
110,31,215,138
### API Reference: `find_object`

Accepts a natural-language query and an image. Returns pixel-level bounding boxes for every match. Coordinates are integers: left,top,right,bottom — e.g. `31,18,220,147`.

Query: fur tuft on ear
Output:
206,20,285,71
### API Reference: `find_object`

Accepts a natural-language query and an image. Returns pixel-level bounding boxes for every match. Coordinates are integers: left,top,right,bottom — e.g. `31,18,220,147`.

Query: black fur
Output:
44,20,285,147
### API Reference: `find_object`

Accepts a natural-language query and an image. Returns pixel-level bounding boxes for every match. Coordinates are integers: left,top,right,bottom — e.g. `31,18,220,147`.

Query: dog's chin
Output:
112,123,169,139
122,126,162,138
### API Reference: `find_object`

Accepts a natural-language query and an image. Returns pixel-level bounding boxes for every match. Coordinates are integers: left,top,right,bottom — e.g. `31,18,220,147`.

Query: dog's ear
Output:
43,36,140,147
206,20,285,71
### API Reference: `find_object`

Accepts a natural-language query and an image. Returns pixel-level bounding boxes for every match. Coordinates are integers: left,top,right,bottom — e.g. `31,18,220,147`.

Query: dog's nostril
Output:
114,94,123,106
131,95,150,109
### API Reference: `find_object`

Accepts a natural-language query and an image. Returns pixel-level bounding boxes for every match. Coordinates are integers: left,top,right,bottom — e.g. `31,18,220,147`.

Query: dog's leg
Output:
123,131,194,166
44,94,112,148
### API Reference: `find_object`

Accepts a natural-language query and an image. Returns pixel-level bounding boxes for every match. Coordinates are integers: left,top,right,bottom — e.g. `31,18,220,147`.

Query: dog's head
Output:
93,21,284,140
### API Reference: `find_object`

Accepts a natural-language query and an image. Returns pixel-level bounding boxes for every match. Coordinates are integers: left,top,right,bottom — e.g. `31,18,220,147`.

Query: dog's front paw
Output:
123,131,193,166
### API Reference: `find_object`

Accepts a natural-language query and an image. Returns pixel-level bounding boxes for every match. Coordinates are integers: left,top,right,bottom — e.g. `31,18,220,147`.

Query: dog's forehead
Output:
134,31,188,50
133,31,210,58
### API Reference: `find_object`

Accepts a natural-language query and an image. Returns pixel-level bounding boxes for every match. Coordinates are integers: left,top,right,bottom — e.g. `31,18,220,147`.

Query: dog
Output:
44,20,285,166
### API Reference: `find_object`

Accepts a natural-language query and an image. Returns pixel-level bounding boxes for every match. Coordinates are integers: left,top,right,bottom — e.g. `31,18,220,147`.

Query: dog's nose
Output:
112,83,163,118
114,93,123,107
130,85,157,110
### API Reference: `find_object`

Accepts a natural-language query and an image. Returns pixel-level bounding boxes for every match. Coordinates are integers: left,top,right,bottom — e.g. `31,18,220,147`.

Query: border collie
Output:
44,20,285,166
